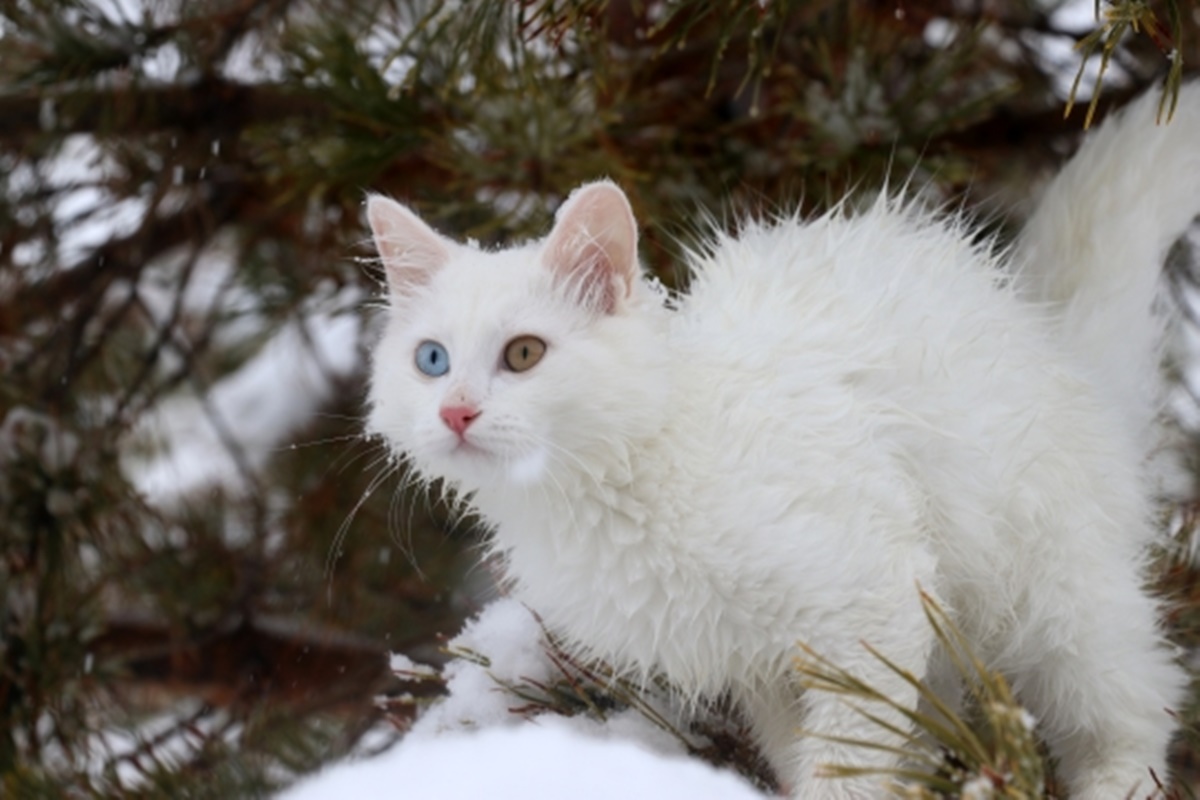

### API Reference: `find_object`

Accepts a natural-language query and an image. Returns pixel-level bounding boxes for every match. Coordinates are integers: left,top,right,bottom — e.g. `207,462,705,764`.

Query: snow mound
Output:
280,599,766,798
281,719,764,800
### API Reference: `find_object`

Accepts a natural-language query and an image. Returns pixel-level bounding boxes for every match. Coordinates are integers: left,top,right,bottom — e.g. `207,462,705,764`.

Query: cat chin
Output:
417,439,548,490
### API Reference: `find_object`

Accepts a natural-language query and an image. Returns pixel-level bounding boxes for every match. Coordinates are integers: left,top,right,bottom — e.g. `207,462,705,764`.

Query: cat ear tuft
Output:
366,195,451,298
543,181,640,314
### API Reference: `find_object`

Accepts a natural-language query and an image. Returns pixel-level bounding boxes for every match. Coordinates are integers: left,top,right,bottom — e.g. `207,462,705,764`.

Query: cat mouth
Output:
450,437,491,457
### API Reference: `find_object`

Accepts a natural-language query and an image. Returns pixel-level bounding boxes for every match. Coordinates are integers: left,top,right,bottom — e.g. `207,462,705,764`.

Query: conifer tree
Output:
0,1,1195,796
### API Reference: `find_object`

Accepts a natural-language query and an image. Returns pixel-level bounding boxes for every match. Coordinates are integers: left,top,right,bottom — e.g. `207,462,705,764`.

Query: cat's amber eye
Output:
503,335,546,372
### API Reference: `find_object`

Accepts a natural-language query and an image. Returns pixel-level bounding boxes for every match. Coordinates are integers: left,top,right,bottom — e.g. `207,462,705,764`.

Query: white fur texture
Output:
366,84,1200,798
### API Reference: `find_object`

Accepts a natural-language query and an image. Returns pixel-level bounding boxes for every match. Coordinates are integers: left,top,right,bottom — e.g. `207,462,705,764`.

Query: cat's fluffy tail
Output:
1016,82,1200,449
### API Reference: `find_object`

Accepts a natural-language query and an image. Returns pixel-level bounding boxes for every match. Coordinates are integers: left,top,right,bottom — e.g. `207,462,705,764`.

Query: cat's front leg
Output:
741,585,939,799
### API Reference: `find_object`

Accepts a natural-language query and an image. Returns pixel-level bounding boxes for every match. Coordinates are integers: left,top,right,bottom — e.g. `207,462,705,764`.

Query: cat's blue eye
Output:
415,340,450,377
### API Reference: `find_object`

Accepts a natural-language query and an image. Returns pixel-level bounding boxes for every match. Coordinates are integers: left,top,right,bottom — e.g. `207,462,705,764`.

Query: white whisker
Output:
325,456,402,597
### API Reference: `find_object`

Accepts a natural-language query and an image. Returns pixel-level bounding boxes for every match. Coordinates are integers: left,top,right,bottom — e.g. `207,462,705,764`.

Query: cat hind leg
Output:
1006,567,1183,799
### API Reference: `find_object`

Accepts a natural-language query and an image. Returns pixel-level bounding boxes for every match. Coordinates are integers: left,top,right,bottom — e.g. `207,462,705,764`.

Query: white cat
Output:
364,84,1200,798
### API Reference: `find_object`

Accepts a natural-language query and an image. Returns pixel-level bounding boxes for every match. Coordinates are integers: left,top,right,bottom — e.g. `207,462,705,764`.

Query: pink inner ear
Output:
367,195,450,298
543,182,639,314
550,238,619,313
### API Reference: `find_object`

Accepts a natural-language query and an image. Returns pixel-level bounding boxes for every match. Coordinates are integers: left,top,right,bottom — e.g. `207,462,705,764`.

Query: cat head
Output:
365,181,670,494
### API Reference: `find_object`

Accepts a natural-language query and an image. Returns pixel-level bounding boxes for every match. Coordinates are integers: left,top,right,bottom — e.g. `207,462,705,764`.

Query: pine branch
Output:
0,79,329,141
1066,0,1188,127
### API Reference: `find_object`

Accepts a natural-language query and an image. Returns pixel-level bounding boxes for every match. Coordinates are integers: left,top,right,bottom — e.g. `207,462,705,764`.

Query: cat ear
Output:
366,195,452,298
543,181,640,314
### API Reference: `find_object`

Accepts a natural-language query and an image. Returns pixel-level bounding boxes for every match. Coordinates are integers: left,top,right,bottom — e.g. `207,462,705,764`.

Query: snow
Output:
280,599,767,799
960,774,997,799
404,599,690,759
280,721,764,800
388,652,438,678
408,599,554,736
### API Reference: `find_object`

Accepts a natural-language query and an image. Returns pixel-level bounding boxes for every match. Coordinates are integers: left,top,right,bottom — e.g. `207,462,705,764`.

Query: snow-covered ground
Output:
281,600,767,800
282,722,766,800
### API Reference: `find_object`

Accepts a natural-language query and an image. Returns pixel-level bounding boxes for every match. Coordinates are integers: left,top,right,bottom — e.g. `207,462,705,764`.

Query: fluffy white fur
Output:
365,84,1200,798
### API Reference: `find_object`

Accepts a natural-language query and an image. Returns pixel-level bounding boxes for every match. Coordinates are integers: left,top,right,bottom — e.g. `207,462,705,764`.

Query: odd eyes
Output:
415,340,450,377
413,336,548,377
503,335,546,372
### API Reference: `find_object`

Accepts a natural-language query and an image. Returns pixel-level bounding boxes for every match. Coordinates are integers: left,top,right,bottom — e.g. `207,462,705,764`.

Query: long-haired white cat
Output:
365,84,1200,798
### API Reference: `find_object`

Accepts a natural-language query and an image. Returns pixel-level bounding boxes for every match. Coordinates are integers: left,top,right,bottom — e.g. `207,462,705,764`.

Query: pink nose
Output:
440,405,480,436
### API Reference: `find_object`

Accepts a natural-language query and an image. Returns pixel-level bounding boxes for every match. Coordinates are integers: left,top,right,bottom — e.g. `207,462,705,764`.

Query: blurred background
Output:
2,0,1199,796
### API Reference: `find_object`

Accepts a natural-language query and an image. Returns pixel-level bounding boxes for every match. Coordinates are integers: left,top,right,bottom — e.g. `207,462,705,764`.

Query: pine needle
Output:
1066,0,1186,127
